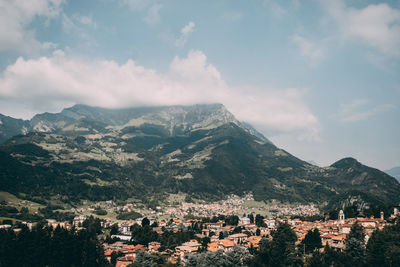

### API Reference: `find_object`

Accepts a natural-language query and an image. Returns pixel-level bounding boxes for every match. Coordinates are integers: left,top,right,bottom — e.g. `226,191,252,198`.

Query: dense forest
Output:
0,218,109,267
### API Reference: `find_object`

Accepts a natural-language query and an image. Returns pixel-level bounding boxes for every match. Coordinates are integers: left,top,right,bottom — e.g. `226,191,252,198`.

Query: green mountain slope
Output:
0,104,399,207
0,114,29,144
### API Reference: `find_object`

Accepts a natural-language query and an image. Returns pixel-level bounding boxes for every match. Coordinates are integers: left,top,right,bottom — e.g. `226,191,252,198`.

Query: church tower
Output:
339,210,345,224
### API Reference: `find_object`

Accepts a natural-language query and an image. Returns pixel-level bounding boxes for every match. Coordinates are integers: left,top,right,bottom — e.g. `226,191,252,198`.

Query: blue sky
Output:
0,0,399,170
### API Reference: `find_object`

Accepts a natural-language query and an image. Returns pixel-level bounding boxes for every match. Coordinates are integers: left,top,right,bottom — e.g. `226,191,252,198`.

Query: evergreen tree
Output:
366,222,400,267
249,214,255,224
186,247,250,267
305,244,349,267
110,223,119,235
255,214,265,227
0,225,108,267
129,251,169,267
256,228,261,236
142,217,150,227
219,231,224,240
301,228,322,254
248,223,301,267
345,222,366,267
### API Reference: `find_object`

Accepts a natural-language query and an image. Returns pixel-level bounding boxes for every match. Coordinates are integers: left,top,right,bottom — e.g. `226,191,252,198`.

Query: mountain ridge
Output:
1,103,271,143
0,104,398,209
385,166,400,182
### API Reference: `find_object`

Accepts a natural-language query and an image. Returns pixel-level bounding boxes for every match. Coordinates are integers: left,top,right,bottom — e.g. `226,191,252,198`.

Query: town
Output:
1,194,399,266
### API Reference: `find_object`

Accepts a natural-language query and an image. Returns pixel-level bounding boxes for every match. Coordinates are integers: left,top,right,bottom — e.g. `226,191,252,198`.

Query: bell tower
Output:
339,210,345,224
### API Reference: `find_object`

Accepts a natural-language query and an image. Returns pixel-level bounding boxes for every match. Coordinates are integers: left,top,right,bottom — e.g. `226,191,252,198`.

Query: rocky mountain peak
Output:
4,103,269,142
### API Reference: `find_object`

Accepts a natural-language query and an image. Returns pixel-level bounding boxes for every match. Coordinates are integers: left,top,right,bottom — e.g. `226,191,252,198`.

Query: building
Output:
338,210,345,224
73,215,87,226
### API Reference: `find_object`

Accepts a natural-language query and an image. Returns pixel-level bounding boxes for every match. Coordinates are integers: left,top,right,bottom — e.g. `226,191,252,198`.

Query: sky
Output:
0,0,399,170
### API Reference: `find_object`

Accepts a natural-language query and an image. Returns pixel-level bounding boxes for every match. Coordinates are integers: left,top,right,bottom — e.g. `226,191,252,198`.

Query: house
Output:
104,249,119,263
246,236,262,248
201,229,210,236
175,240,201,262
119,223,131,235
239,217,250,225
339,224,353,234
111,235,132,241
207,242,220,252
115,256,134,267
205,221,224,231
357,218,377,228
48,221,68,229
148,241,161,252
228,233,247,244
321,233,346,250
73,215,87,226
218,239,235,251
264,219,276,229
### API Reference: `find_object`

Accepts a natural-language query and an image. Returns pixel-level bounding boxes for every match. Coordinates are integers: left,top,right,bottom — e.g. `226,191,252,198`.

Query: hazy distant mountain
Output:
0,104,399,208
385,166,400,182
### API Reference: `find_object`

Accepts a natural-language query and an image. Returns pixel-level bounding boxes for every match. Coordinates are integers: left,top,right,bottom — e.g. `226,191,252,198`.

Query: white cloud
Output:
144,3,162,24
292,34,325,66
338,99,396,122
0,49,319,140
0,0,63,53
175,22,195,47
321,1,400,56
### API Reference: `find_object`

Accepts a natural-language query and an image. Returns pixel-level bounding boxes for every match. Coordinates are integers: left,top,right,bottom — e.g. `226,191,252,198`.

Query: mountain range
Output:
0,104,399,210
385,167,400,182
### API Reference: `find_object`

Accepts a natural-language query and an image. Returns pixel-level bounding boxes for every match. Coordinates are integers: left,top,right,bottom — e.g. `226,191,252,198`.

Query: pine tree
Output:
302,228,322,254
345,222,365,267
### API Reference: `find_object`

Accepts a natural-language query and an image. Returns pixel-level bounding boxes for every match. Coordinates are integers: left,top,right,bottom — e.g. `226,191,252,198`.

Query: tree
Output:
256,228,261,236
301,228,322,254
248,223,301,267
82,216,102,234
131,224,159,246
366,222,400,266
201,237,210,251
129,250,168,267
20,207,29,214
305,243,348,267
110,224,119,235
219,231,224,240
225,215,239,226
345,222,365,267
110,251,118,266
249,214,255,224
142,217,150,227
255,214,266,227
186,246,250,267
0,225,109,267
